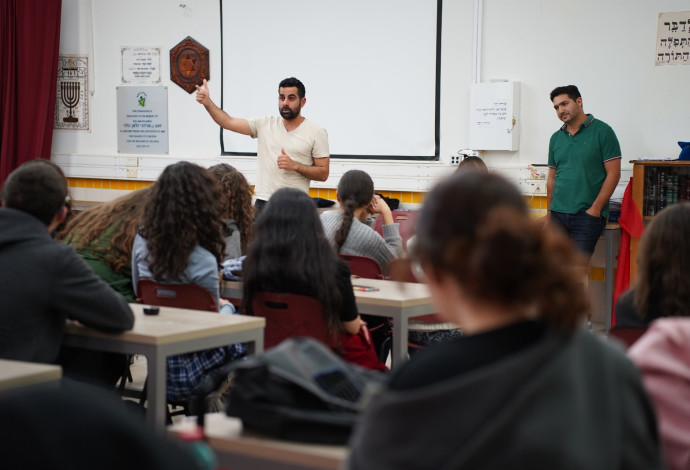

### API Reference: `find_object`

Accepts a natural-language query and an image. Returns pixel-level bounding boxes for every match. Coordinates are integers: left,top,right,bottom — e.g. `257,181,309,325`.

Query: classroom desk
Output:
222,278,434,367
62,304,265,433
170,413,348,470
0,359,61,393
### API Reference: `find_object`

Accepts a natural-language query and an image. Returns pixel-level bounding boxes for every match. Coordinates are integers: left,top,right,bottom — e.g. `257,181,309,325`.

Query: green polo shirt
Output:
547,114,621,217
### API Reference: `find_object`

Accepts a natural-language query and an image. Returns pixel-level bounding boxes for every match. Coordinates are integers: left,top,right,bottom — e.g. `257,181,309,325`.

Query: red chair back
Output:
137,279,217,312
608,327,647,349
339,254,384,279
372,210,418,250
251,292,337,349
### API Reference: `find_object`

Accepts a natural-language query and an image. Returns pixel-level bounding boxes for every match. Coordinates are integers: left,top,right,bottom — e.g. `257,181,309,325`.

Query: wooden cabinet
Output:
630,160,690,280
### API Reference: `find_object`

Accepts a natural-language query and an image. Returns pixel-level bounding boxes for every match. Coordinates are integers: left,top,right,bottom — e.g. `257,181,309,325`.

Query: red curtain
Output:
0,0,62,184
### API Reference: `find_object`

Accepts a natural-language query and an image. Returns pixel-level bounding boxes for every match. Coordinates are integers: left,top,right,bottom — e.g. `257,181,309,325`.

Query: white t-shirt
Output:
248,116,329,201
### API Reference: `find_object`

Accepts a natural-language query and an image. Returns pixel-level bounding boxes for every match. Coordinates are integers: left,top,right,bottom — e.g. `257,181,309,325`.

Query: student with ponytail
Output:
320,170,403,275
347,172,663,469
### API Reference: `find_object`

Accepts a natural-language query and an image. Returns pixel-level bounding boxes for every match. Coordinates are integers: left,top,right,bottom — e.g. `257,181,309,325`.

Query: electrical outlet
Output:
126,168,138,178
451,155,461,165
528,180,546,195
125,157,138,167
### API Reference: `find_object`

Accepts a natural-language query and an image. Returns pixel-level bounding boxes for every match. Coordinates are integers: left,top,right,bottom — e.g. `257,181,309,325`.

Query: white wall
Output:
53,0,690,190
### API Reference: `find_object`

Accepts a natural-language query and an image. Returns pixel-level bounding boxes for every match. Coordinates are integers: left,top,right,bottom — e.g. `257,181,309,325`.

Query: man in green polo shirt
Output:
546,85,621,257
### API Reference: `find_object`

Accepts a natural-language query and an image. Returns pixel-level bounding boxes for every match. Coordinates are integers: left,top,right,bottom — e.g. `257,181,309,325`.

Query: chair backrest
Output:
608,327,647,349
137,279,217,312
251,292,337,349
339,254,383,279
372,210,418,250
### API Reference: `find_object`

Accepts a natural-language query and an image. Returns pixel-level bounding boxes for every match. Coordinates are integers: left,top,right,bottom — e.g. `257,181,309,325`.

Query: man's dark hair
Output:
1,160,68,225
550,85,581,102
279,77,305,99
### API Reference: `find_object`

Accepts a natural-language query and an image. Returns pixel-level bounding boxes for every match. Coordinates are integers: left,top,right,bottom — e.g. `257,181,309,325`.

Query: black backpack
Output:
225,337,388,444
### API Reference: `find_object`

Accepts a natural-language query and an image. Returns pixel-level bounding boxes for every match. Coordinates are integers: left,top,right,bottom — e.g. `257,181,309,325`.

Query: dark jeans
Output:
550,210,606,257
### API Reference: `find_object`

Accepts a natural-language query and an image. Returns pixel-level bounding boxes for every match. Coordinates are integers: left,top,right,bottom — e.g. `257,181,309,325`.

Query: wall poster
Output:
54,55,90,130
656,11,690,65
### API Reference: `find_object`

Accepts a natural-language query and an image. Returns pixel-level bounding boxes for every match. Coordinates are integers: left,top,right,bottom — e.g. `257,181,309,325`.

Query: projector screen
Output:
220,0,441,160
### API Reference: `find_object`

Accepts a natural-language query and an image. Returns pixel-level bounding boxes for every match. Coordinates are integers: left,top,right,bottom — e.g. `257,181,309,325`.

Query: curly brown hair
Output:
58,187,151,274
208,163,254,254
139,162,226,281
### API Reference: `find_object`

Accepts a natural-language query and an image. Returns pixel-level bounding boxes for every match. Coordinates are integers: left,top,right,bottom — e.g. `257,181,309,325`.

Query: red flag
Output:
612,177,645,326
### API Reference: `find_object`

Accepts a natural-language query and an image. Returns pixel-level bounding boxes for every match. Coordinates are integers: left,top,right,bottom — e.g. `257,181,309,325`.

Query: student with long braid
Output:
320,170,403,275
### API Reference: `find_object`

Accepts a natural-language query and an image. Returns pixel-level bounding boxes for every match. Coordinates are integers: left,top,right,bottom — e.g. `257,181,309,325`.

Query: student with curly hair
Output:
59,187,151,302
320,169,402,275
132,162,239,401
347,172,662,469
208,163,254,260
242,188,385,370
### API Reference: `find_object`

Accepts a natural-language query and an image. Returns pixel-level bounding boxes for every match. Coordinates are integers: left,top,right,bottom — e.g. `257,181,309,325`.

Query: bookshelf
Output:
630,160,690,280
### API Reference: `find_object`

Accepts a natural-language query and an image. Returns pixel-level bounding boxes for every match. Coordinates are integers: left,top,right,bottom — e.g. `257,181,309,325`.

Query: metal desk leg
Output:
391,316,409,368
605,229,614,333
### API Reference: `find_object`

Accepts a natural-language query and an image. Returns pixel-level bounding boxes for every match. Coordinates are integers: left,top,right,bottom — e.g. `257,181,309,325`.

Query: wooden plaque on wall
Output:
170,36,209,94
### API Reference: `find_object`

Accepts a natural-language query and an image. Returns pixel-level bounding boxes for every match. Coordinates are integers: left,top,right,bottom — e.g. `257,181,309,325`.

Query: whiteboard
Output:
220,0,440,160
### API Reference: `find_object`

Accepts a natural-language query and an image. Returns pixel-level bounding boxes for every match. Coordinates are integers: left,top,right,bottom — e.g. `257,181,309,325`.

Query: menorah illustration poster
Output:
54,56,89,130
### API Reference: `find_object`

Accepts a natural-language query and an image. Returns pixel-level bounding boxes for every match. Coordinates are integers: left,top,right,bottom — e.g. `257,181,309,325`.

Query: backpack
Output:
225,337,388,444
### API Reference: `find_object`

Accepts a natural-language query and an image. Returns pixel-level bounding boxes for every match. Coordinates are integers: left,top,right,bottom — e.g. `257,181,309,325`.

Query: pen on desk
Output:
353,286,369,292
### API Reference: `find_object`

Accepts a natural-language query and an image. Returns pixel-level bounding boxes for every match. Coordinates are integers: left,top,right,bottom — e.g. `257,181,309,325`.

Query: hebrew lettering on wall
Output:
656,11,690,66
55,56,90,130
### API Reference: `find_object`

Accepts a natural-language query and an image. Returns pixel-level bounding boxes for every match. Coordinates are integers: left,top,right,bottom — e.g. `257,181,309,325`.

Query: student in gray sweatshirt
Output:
320,170,402,275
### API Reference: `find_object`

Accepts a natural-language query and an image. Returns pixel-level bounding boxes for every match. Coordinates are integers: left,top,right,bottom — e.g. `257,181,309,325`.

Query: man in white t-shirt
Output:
196,77,330,213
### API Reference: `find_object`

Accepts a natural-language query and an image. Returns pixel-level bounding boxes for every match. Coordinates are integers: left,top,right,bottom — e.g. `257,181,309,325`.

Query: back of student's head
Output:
334,170,375,252
208,163,254,253
634,202,690,318
412,171,587,332
141,161,225,280
242,188,341,332
59,187,152,273
1,159,68,226
456,156,488,174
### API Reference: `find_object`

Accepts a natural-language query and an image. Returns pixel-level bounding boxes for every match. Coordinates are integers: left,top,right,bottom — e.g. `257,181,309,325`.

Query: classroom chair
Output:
608,327,647,349
339,254,385,280
372,210,419,250
251,292,338,349
136,279,217,312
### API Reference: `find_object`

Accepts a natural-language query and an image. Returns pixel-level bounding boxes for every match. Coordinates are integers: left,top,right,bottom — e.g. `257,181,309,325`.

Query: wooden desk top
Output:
223,278,431,308
0,359,61,392
171,413,347,470
63,304,265,346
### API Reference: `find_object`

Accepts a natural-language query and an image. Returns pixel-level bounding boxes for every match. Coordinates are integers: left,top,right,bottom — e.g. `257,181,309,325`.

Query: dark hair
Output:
412,172,588,332
634,202,690,319
139,162,226,281
279,77,305,99
58,187,151,274
457,156,488,174
334,170,374,252
208,164,254,254
550,85,581,102
241,188,342,335
1,159,68,225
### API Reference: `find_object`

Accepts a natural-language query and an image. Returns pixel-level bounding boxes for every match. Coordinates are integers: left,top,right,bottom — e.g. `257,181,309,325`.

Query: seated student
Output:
320,170,402,275
132,162,241,402
208,163,254,261
242,188,386,371
628,318,690,470
346,172,663,469
0,380,208,470
0,160,134,364
58,187,151,302
615,202,690,328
